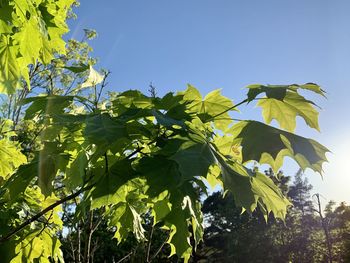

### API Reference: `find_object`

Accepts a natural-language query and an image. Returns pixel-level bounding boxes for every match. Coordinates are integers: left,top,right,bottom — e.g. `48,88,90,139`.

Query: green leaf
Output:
0,2,13,34
151,109,185,128
247,84,287,101
298,83,326,96
211,149,291,219
182,196,203,248
212,133,242,161
246,83,326,102
65,150,88,190
64,63,89,73
5,161,38,203
13,17,43,65
40,38,55,64
0,0,75,94
165,207,192,262
180,85,236,130
164,193,203,263
137,157,181,198
246,83,325,132
113,90,154,111
257,92,320,132
154,92,183,111
106,179,148,242
228,120,329,173
91,159,136,209
38,142,69,196
9,229,64,263
0,35,21,94
0,239,17,263
170,140,216,182
206,164,222,189
0,139,27,179
152,197,171,223
21,95,74,119
40,232,65,263
84,113,127,148
110,203,146,242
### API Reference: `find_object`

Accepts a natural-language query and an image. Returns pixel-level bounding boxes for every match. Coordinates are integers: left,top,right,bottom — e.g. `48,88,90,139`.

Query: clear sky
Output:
68,0,350,205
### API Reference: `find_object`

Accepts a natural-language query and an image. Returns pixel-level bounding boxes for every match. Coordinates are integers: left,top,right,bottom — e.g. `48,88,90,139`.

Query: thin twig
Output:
149,232,170,262
209,98,249,120
116,251,133,263
146,221,154,262
96,71,110,105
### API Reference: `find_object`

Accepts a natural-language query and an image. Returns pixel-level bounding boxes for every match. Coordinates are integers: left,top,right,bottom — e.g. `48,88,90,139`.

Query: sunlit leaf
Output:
0,139,26,180
81,66,104,88
179,85,236,130
0,35,21,94
246,83,325,132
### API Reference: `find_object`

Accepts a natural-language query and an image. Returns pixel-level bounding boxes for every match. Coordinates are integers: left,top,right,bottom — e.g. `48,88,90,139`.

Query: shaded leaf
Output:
211,149,291,219
170,141,216,182
21,95,74,119
228,120,329,173
84,113,127,147
64,63,89,73
246,83,326,102
91,159,136,209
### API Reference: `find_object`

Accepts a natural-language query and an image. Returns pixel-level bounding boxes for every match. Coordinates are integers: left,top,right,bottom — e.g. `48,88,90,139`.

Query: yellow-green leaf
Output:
0,139,27,179
180,85,236,130
0,35,21,94
257,92,320,132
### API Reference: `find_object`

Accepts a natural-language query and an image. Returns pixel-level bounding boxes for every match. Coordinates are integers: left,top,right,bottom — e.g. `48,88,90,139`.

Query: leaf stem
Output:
209,98,248,120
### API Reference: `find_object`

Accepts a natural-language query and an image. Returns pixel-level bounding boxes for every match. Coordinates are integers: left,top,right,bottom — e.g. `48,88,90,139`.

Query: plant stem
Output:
209,98,248,120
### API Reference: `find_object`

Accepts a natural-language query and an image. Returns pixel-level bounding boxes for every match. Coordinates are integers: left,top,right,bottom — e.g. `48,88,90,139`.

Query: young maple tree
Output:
0,1,329,262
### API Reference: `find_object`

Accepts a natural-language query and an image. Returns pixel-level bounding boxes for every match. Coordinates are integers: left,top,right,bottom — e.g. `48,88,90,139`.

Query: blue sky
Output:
69,0,350,204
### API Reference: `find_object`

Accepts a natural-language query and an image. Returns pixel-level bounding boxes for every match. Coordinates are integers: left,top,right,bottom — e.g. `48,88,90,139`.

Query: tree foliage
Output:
200,171,350,263
0,0,75,94
0,2,330,262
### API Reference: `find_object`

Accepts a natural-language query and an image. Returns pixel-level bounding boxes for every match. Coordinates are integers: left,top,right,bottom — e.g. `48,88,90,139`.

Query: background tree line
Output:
58,168,350,263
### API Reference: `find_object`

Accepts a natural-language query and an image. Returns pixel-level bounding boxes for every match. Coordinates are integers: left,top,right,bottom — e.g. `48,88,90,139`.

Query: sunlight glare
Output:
320,136,350,203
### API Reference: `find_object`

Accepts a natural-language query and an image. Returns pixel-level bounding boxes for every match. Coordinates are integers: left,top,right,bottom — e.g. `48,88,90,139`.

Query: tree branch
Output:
0,184,94,244
116,251,133,263
149,232,170,262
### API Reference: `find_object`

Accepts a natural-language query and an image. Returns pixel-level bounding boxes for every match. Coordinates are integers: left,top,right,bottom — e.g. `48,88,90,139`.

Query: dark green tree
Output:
201,191,284,262
322,201,350,262
288,169,313,215
200,170,320,263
